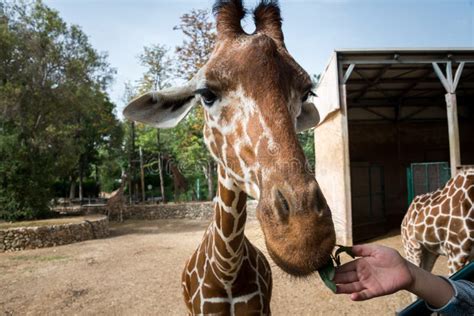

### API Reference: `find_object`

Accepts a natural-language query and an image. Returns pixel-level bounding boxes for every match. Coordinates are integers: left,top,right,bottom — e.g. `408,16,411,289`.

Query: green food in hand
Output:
318,245,354,293
318,261,336,293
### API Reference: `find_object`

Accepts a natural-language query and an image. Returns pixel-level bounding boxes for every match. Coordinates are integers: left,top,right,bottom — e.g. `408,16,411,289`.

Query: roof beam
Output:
346,78,467,85
359,107,395,121
391,68,428,79
433,62,465,93
343,64,355,84
399,107,430,121
352,68,398,106
433,62,452,93
395,69,434,99
452,62,465,92
348,93,474,107
350,103,446,108
352,65,391,102
341,59,474,65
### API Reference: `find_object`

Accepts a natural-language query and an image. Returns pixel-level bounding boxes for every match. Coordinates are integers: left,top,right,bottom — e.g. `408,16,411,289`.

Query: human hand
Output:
333,244,414,301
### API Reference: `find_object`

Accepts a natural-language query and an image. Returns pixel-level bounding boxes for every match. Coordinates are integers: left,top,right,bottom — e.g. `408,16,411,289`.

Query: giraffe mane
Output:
213,0,247,39
254,0,284,43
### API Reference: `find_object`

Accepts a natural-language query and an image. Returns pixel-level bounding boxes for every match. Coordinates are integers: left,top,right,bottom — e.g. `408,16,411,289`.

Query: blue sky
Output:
43,0,474,115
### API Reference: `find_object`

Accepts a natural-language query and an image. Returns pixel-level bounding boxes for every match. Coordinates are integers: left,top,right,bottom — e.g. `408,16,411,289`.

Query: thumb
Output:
351,244,378,257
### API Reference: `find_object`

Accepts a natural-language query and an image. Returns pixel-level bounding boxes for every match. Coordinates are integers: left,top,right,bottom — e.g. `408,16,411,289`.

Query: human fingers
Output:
333,271,358,284
350,289,376,301
351,244,379,257
336,282,365,294
335,260,358,273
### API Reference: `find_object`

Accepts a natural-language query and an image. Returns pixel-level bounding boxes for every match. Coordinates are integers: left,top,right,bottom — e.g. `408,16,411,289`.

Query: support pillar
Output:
432,62,465,177
445,93,461,177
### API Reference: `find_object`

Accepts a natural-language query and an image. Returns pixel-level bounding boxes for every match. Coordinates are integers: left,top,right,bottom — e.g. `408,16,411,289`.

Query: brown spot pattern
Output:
401,170,474,275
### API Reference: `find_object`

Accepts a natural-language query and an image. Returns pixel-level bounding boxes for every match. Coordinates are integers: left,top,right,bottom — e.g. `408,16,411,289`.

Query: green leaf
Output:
335,245,355,260
318,260,337,293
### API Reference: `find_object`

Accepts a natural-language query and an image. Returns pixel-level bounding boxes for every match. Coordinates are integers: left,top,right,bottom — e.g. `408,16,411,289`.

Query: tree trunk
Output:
79,166,83,201
127,173,133,205
69,176,76,199
128,121,136,205
139,147,146,202
158,153,166,203
156,130,166,203
134,182,139,201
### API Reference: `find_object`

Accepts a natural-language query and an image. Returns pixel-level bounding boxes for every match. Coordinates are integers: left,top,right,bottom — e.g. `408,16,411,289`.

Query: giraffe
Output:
106,173,128,222
401,167,474,276
168,158,190,200
124,0,336,314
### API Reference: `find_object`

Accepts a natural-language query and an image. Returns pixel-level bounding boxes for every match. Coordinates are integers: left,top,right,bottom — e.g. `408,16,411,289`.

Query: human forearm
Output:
406,262,454,308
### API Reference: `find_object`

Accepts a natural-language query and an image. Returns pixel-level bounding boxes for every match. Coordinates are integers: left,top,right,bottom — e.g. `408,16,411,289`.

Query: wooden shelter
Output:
314,49,474,244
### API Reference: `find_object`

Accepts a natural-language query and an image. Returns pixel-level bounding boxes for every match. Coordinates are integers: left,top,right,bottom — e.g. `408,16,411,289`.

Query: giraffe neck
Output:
209,165,248,285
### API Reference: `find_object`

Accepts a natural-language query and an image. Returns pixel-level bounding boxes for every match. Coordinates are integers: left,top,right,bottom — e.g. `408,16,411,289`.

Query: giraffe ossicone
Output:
124,0,336,313
402,167,474,276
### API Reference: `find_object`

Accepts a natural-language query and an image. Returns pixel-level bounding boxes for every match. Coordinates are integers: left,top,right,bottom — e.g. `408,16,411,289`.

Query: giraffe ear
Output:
123,84,198,129
296,99,320,132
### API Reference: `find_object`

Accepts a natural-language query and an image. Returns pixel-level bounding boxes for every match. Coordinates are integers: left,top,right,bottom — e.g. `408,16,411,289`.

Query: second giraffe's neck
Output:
209,166,248,284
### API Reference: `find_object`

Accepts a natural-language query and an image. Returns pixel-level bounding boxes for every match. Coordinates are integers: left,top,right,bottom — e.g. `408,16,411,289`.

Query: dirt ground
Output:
0,219,448,316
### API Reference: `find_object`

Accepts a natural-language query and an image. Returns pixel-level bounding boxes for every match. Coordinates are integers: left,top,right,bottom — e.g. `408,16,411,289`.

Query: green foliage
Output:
0,125,53,220
298,129,315,172
124,8,218,202
0,1,119,220
137,44,172,91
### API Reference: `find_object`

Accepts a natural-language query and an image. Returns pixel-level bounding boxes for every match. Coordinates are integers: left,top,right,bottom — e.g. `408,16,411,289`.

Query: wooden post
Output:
128,121,135,205
445,93,461,177
156,130,166,203
139,147,146,202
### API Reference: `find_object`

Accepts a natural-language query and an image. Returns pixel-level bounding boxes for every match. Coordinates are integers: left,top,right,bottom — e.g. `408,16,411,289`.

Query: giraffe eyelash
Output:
195,88,218,107
301,90,316,103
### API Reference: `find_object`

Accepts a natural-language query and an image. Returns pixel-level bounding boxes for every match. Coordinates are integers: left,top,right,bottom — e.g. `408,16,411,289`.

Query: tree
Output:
129,9,219,202
173,9,216,81
0,1,118,220
136,45,174,202
138,44,172,91
172,9,217,200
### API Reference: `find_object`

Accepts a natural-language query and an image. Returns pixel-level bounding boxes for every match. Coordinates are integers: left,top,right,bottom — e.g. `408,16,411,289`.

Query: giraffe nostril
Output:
272,188,291,222
308,182,327,216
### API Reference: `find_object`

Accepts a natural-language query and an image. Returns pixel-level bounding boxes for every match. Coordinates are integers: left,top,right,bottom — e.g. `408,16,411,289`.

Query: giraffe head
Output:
124,0,335,276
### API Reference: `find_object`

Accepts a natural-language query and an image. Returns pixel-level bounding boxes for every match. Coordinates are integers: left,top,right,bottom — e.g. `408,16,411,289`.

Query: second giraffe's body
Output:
182,167,271,314
402,168,474,275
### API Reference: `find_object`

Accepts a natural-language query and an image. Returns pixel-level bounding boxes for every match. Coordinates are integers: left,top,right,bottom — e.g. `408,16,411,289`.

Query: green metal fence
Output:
406,162,450,205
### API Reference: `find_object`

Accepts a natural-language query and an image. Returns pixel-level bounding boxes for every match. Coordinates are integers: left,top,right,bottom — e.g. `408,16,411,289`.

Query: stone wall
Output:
80,201,258,221
0,215,109,252
123,201,257,221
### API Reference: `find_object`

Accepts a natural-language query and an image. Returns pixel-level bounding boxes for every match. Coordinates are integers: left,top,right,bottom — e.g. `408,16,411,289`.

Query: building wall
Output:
315,111,352,245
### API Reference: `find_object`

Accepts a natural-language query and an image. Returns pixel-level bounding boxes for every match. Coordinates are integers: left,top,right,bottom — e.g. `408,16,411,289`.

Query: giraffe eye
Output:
197,88,217,107
302,90,316,103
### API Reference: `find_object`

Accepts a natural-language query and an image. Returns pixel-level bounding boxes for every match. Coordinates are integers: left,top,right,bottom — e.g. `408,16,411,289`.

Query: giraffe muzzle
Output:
257,179,336,276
